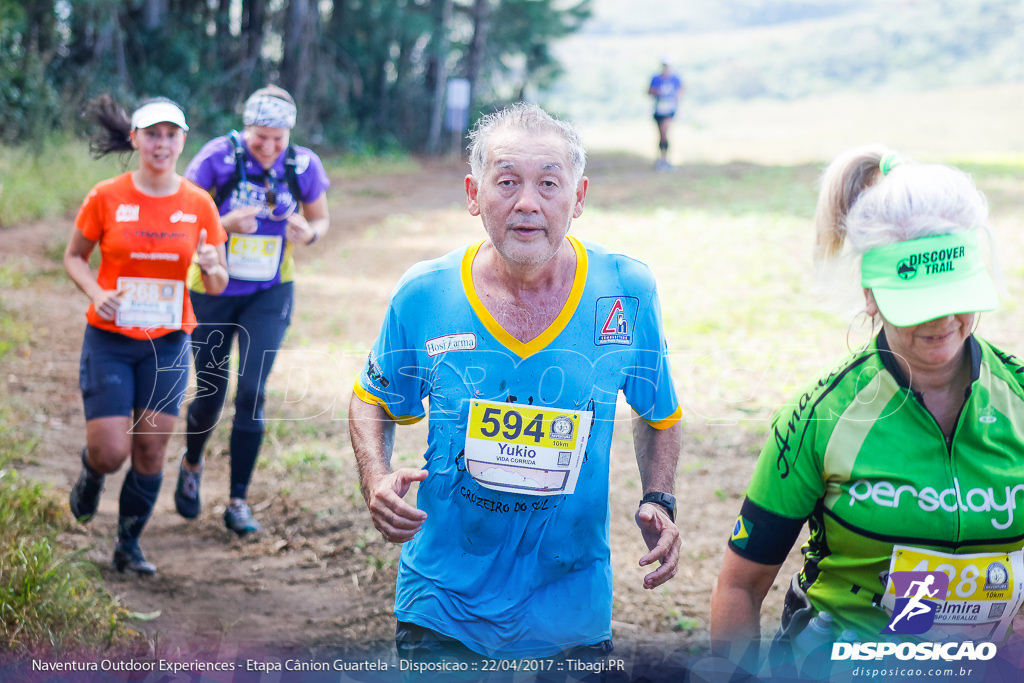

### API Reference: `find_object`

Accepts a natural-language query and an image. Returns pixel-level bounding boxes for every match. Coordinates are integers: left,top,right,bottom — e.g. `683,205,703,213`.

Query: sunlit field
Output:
262,85,1024,648
573,84,1024,165
3,82,1024,662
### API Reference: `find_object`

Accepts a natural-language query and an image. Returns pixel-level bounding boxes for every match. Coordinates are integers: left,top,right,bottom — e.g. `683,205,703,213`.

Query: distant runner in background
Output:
65,95,227,575
648,57,684,171
175,85,330,537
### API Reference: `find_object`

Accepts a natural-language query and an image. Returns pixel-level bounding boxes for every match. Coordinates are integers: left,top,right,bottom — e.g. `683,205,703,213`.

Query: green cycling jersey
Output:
730,332,1024,637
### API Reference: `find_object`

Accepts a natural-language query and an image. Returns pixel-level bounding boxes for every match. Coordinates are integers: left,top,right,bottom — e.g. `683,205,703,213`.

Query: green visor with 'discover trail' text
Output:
860,231,998,326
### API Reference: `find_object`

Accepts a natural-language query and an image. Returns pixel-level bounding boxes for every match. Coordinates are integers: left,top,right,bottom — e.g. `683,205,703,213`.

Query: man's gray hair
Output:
467,102,586,184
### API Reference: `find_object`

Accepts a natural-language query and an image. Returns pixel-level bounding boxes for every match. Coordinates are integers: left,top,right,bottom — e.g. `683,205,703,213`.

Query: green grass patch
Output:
668,609,702,633
276,445,340,479
0,419,139,656
0,136,124,227
0,314,31,361
0,276,32,363
0,135,418,228
325,152,421,179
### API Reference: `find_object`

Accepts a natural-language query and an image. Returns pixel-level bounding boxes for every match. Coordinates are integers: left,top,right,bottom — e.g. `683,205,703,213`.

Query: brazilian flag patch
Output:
730,515,752,549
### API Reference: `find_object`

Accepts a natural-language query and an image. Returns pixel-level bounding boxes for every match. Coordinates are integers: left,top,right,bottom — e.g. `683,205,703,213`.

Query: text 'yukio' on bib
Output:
464,399,592,496
115,277,184,329
227,234,283,281
882,545,1024,641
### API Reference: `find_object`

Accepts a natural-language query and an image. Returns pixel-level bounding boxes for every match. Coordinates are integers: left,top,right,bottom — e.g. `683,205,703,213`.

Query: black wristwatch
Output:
639,492,676,522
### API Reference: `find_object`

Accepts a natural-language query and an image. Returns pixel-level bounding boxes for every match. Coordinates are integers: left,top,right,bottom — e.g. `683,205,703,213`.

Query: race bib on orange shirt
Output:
115,277,184,329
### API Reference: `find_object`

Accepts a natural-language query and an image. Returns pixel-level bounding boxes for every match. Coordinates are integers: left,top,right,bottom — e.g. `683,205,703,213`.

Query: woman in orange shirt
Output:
64,96,228,575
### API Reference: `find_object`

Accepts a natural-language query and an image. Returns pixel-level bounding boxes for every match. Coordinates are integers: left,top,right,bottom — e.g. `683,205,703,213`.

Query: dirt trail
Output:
1,156,777,680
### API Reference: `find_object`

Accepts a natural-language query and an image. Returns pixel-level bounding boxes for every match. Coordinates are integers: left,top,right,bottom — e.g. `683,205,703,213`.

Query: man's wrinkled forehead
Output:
492,159,566,174
484,127,572,173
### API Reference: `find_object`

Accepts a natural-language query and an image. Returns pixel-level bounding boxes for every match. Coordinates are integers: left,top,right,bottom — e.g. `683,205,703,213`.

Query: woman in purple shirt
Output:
175,85,331,536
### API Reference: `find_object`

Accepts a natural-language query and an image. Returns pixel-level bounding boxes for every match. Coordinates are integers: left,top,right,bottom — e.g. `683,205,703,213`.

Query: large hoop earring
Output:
846,310,878,353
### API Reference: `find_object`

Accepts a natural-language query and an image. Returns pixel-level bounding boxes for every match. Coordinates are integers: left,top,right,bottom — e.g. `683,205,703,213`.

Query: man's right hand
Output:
366,468,428,543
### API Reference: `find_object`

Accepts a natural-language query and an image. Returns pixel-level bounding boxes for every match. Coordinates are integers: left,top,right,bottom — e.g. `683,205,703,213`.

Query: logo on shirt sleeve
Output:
730,515,751,549
594,296,638,345
364,351,390,389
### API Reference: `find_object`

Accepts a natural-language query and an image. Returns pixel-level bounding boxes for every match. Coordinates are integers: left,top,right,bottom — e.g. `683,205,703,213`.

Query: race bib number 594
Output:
463,400,592,497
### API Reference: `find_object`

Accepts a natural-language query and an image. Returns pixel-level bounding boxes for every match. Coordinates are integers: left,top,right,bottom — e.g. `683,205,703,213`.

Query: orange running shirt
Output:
75,172,227,339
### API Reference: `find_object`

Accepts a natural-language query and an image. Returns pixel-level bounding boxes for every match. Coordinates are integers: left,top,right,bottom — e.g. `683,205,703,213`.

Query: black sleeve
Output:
727,496,805,565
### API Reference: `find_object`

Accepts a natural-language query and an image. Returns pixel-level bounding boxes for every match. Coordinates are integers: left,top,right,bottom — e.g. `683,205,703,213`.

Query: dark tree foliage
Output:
0,0,62,141
0,0,593,151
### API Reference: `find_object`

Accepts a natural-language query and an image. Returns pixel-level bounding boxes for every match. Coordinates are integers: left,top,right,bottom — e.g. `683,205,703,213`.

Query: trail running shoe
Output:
173,451,202,519
112,542,157,576
69,447,104,523
224,501,262,537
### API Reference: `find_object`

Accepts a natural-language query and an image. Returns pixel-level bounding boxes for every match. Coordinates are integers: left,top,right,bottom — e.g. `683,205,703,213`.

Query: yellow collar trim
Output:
461,236,588,359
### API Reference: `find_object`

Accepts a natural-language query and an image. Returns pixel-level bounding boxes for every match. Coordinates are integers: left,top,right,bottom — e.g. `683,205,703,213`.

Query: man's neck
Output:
473,239,577,343
478,240,573,293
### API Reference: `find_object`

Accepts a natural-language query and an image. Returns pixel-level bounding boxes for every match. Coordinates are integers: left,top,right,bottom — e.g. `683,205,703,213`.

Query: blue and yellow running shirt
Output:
729,332,1024,638
355,236,681,658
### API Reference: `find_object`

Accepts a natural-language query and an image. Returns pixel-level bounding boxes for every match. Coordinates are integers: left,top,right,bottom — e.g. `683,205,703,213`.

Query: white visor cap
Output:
131,101,189,131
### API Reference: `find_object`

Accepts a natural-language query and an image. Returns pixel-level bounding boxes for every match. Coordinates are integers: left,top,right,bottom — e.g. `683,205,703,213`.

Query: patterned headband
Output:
243,95,297,129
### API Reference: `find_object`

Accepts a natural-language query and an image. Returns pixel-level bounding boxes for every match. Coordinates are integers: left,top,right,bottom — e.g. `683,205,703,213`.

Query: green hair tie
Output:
879,152,904,176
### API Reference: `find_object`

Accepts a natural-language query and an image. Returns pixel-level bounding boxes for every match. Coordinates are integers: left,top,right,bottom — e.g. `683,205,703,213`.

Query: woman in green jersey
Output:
710,146,1024,676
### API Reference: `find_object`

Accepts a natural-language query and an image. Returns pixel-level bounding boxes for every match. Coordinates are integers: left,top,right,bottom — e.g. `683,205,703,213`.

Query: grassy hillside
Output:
573,83,1024,164
582,0,862,34
547,0,1024,122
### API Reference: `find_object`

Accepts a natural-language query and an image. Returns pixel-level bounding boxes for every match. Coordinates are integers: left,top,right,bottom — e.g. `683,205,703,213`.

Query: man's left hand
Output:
635,502,680,589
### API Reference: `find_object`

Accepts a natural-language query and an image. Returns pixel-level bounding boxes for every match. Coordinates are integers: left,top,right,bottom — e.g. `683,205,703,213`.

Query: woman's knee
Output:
86,443,131,474
130,437,172,475
85,417,133,473
233,384,266,431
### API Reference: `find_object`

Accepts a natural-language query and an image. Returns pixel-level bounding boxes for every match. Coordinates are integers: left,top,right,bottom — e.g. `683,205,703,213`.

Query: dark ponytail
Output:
83,94,133,159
